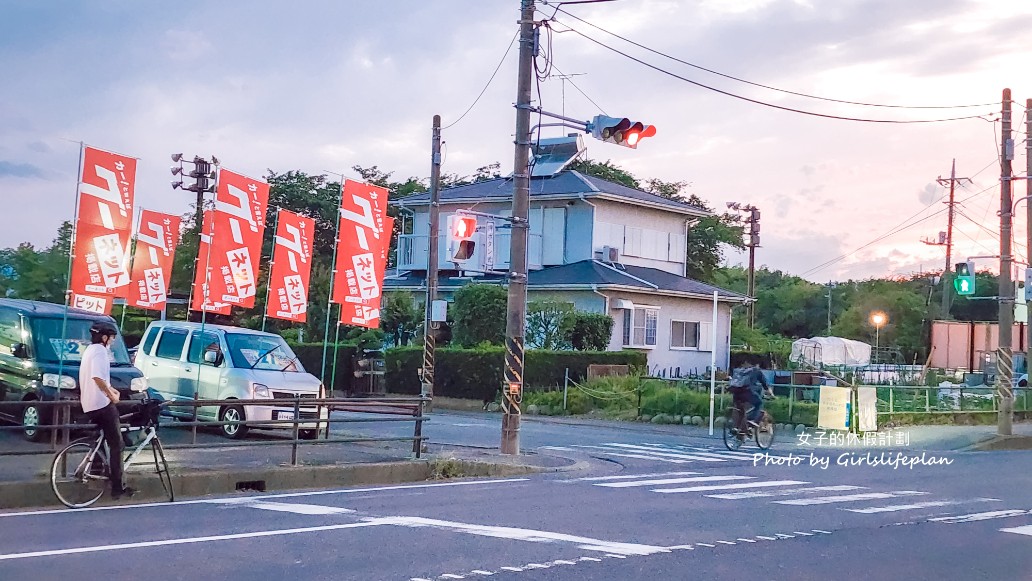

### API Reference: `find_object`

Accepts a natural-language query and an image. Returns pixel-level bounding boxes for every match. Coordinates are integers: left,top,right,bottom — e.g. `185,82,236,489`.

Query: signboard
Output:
266,209,315,323
206,169,269,308
332,179,389,328
817,385,851,430
857,386,878,432
431,300,448,323
124,210,181,311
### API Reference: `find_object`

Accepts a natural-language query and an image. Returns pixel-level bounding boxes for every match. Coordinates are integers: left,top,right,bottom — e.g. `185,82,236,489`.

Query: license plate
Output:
279,411,294,421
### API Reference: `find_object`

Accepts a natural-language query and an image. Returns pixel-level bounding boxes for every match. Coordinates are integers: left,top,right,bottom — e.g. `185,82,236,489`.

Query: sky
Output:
2,0,1032,284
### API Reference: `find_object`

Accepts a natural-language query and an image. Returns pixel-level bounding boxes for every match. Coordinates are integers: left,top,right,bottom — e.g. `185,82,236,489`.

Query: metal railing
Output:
0,396,428,466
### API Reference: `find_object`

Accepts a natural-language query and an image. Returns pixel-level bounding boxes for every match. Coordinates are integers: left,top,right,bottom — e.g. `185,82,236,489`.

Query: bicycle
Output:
723,392,776,451
50,399,174,508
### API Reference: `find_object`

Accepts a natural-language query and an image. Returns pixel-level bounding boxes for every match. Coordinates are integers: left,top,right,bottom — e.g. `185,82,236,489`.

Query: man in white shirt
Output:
79,321,134,499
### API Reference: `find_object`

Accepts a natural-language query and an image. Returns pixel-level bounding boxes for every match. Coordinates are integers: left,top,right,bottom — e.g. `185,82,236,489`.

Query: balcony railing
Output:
397,233,543,272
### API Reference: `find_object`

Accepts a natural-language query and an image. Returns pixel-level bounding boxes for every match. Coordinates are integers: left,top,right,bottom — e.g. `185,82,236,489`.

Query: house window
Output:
622,307,658,348
671,321,700,349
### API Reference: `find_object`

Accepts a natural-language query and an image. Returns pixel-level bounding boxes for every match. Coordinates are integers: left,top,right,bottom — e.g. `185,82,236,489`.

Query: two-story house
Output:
386,136,749,377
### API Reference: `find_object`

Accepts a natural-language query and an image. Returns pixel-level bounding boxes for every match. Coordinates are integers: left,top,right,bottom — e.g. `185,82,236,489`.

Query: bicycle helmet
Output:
89,321,119,339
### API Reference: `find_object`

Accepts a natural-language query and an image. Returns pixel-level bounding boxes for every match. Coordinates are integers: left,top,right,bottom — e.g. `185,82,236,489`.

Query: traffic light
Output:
588,115,657,149
448,215,477,262
954,261,975,295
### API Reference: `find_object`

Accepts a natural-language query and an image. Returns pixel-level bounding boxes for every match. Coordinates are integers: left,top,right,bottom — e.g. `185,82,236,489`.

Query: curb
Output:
0,458,546,510
964,435,1032,451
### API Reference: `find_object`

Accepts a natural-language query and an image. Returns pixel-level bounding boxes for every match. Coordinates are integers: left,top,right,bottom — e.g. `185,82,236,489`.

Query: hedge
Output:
385,346,647,402
288,342,358,393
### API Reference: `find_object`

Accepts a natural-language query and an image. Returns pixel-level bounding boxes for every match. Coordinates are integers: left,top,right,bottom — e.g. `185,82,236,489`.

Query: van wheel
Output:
219,405,248,440
22,401,46,442
299,429,318,441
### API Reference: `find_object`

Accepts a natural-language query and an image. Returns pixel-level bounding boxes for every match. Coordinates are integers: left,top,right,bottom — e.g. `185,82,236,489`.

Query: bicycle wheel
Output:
723,408,743,451
755,412,775,450
51,439,108,509
151,437,174,502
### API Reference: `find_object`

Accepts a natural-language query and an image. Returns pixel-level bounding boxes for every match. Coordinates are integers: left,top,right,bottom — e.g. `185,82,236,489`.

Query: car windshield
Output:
225,333,301,372
31,318,132,365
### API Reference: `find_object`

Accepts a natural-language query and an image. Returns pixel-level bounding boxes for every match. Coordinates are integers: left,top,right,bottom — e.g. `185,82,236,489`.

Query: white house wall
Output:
591,199,689,275
604,290,734,377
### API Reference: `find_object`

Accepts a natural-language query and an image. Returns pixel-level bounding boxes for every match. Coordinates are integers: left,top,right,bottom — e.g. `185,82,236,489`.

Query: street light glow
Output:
870,311,887,327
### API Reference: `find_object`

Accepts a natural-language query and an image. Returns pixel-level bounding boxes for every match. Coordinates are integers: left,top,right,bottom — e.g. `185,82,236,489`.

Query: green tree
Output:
566,312,614,351
450,284,507,347
381,291,422,347
526,300,574,350
568,159,639,188
0,221,72,302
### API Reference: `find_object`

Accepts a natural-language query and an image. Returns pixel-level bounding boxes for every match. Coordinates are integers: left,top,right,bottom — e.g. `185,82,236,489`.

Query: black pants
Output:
86,403,124,492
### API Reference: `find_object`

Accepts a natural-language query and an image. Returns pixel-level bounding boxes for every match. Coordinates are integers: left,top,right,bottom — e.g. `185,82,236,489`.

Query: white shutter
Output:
698,322,713,351
542,207,566,265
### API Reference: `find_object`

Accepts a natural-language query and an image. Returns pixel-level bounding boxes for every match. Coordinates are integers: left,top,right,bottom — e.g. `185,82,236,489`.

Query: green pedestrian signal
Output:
954,261,975,296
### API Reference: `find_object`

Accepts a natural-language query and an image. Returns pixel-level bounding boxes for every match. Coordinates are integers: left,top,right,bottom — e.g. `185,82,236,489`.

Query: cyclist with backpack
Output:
728,361,773,431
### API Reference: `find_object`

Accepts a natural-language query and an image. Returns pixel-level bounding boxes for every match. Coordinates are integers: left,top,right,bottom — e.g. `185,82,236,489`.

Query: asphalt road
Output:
3,414,1032,580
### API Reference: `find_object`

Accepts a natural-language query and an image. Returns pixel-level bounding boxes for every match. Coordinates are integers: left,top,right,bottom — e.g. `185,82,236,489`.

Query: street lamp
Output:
869,311,887,363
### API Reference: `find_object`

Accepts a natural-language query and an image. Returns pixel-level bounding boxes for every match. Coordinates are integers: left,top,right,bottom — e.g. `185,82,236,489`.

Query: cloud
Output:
0,160,46,179
917,182,939,205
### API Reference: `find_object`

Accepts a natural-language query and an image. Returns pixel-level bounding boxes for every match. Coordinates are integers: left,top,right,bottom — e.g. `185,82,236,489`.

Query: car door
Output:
0,307,32,407
183,329,225,419
146,327,189,404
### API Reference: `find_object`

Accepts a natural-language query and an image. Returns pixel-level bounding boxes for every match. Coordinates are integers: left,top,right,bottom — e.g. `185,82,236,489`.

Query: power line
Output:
443,29,520,130
551,20,995,124
545,5,999,111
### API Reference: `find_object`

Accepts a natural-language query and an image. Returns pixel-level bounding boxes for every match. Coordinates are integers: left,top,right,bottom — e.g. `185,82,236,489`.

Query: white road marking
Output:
624,443,774,462
654,480,808,494
793,531,814,536
440,575,464,579
930,509,1032,523
570,446,694,463
552,560,578,565
0,520,391,561
844,499,1000,514
812,530,833,534
219,500,355,515
524,564,549,569
717,540,736,545
599,475,753,488
578,557,603,562
737,538,757,542
695,543,715,547
604,554,627,558
603,443,728,462
668,545,694,550
775,491,928,506
471,572,495,576
376,516,670,556
0,478,531,518
567,471,702,482
499,567,524,572
755,536,777,540
1001,525,1032,537
539,446,575,451
775,534,795,539
707,485,863,500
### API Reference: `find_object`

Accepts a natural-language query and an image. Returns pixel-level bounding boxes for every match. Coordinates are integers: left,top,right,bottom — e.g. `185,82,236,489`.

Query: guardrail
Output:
0,396,428,465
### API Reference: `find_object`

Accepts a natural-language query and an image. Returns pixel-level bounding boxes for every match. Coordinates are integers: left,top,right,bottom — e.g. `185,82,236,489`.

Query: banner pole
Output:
321,178,345,384
119,205,141,333
330,314,342,397
57,142,86,393
261,208,281,333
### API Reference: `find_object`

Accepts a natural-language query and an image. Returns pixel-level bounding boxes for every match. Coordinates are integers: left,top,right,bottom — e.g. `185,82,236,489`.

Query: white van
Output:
135,321,326,439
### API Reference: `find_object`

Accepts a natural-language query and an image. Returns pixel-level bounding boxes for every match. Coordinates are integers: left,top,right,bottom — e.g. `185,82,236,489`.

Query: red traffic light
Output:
452,216,476,239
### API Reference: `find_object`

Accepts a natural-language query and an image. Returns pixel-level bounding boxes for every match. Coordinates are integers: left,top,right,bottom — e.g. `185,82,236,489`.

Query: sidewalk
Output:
0,435,580,511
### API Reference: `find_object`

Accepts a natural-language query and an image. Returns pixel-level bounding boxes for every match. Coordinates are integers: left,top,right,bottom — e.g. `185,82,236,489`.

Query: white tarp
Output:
791,337,872,367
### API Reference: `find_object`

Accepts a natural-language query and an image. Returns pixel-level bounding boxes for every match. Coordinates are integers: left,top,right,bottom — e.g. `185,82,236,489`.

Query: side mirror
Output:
11,343,28,359
203,350,222,366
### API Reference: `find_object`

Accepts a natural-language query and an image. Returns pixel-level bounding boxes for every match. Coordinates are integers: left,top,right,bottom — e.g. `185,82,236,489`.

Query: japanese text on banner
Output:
265,209,314,323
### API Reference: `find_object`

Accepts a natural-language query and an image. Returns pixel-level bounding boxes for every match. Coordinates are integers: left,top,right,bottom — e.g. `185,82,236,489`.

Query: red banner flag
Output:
332,179,389,329
343,214,394,329
69,146,137,305
190,210,232,315
205,169,269,308
124,210,181,311
265,209,315,323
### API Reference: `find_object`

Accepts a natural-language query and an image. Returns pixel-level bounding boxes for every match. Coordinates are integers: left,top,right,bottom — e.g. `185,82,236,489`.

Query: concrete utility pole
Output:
746,208,760,328
422,115,443,411
1026,98,1032,391
501,0,535,455
998,88,1015,437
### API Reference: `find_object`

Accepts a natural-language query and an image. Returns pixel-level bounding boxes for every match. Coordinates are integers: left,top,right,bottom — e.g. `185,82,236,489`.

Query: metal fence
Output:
0,396,428,465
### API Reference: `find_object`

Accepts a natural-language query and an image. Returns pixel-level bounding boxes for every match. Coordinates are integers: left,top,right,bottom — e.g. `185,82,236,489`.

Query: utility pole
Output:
826,282,834,335
422,115,443,412
998,88,1014,437
746,208,759,328
1026,98,1032,394
929,160,970,318
501,0,535,455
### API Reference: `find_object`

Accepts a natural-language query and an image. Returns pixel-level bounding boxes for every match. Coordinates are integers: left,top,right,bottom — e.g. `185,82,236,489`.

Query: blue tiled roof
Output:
394,170,709,215
384,260,747,301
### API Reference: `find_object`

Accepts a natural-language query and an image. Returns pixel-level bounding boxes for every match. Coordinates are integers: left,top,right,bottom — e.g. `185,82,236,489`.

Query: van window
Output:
30,318,131,364
141,326,160,356
154,329,188,360
0,308,21,356
187,332,221,365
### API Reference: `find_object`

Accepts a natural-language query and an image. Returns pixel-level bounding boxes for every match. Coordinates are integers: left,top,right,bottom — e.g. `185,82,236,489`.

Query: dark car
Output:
0,298,147,441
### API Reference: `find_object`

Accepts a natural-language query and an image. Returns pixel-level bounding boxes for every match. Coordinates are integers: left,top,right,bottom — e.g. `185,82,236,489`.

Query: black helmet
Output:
89,321,118,339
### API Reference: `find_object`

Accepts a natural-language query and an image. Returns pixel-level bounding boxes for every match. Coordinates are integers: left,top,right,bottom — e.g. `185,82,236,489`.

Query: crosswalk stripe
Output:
654,480,808,494
630,443,767,461
601,444,728,462
929,509,1031,523
571,446,693,463
568,471,702,482
1000,525,1032,537
598,475,753,488
775,491,928,506
707,485,863,500
843,498,1000,514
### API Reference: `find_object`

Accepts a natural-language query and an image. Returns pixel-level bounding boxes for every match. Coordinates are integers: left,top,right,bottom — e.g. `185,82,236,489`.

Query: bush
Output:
288,342,357,393
451,284,507,347
567,312,614,351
